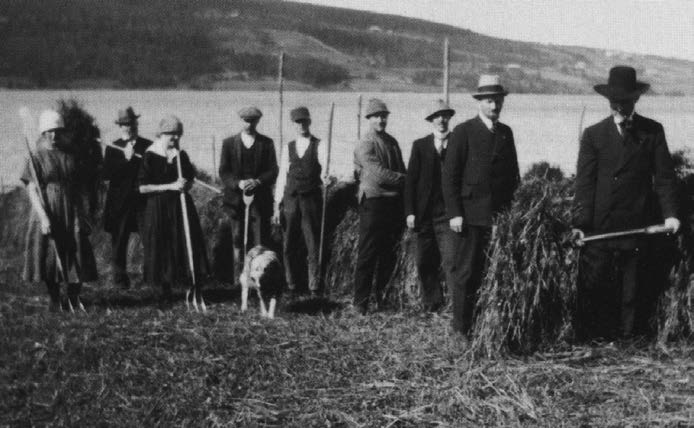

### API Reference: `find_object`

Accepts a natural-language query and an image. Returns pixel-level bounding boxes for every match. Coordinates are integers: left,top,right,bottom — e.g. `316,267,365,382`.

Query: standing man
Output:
572,66,679,340
103,107,152,289
443,75,520,337
217,107,278,286
353,98,406,314
273,107,329,299
404,100,457,313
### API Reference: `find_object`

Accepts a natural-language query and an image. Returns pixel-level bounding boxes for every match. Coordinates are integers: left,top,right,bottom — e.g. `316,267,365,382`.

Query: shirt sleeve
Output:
274,148,289,208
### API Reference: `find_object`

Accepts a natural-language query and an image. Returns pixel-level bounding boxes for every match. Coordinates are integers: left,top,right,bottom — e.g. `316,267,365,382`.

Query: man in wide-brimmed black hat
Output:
103,106,152,289
572,65,680,339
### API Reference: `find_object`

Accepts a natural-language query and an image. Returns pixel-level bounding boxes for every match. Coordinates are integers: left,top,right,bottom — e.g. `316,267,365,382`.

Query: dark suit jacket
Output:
573,114,678,234
102,136,152,233
404,134,443,219
442,116,520,227
219,132,278,218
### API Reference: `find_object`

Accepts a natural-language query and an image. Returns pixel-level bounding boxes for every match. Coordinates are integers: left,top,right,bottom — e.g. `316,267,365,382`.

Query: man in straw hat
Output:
273,107,330,299
404,99,457,313
572,65,680,339
217,107,278,286
103,106,152,289
353,98,406,314
442,75,520,337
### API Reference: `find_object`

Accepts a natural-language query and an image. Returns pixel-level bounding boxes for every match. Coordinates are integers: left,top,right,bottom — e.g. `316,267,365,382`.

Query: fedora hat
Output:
425,99,455,121
594,66,650,101
364,98,389,118
472,75,509,99
115,106,140,125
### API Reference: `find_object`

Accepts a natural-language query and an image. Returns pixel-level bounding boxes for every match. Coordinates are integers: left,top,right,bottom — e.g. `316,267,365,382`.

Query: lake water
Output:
1,90,693,187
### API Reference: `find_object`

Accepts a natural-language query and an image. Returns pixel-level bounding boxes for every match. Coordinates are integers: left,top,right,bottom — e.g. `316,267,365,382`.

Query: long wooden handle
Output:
318,103,335,268
176,151,196,285
581,224,673,244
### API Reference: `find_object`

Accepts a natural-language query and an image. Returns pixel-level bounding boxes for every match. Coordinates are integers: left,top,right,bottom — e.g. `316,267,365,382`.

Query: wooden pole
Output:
278,51,285,165
318,103,335,271
443,37,450,104
211,135,217,179
357,94,362,140
578,105,586,141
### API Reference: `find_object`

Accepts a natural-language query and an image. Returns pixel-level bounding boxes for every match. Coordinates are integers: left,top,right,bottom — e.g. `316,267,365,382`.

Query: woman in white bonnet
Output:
21,109,98,312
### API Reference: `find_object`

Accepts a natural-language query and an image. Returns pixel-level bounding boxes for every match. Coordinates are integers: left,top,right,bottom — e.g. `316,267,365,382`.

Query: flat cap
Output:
238,106,263,120
290,106,310,122
364,98,389,118
157,115,183,136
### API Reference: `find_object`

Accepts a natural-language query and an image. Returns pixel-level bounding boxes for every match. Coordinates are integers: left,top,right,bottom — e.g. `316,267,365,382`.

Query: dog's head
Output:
242,246,285,297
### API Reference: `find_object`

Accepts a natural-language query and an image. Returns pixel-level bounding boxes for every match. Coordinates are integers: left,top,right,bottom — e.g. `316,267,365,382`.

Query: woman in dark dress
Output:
138,115,209,303
22,110,98,312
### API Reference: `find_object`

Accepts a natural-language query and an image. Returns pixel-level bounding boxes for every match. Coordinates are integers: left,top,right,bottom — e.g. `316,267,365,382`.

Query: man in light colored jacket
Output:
353,98,406,314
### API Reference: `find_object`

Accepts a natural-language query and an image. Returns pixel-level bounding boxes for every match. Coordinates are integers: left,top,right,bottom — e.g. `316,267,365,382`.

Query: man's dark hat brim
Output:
425,108,455,121
594,82,650,100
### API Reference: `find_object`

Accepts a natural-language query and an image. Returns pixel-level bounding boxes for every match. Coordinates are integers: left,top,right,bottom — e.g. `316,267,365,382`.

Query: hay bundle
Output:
471,177,577,357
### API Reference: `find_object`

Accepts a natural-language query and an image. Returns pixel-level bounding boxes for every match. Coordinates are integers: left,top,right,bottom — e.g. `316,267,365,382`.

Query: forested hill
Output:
1,0,692,94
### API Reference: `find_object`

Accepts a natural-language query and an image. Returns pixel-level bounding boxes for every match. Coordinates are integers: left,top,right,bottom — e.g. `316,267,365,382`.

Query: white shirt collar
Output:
613,110,635,126
433,131,450,151
240,132,255,148
478,113,496,131
295,135,312,157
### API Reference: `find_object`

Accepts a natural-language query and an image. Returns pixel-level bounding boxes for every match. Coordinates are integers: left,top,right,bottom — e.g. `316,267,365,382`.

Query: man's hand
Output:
123,142,134,161
171,178,186,192
664,217,681,234
322,175,335,187
243,179,261,191
272,207,281,226
39,214,51,235
570,228,585,247
449,216,463,233
406,215,415,229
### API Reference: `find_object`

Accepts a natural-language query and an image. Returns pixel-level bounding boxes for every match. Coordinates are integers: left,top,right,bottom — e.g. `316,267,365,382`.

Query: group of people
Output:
22,65,682,341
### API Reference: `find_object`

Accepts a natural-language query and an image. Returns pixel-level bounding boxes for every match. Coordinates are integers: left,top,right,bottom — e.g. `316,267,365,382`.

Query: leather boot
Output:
45,281,61,312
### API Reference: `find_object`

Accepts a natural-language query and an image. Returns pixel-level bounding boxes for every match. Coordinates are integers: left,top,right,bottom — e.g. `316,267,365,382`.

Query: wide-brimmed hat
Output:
115,106,140,125
38,109,65,134
364,98,389,118
594,66,650,101
472,75,509,99
425,99,455,121
157,115,183,136
290,106,310,122
239,106,263,121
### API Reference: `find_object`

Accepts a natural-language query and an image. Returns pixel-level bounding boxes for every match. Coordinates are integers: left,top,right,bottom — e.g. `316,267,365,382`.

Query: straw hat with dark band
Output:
472,75,509,99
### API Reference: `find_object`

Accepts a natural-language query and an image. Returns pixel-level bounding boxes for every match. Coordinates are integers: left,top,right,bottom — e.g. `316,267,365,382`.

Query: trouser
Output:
415,216,458,311
353,197,404,310
283,192,322,292
109,213,139,285
213,205,271,284
451,225,490,334
576,243,644,340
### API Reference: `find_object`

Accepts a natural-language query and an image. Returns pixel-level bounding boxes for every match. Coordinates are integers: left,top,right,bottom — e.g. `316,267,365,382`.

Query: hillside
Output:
0,0,692,94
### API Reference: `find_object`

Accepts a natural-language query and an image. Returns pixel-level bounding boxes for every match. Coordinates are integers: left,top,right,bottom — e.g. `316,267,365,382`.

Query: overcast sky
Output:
293,0,694,61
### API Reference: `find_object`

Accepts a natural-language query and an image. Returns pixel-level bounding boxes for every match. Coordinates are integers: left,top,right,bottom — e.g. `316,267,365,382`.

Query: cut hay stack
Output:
471,177,577,357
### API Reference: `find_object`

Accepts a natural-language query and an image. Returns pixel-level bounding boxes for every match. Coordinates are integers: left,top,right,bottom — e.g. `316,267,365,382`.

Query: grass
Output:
1,260,694,426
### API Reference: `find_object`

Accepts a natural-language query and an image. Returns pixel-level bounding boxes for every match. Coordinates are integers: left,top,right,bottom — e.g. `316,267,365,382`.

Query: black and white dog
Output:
240,245,284,318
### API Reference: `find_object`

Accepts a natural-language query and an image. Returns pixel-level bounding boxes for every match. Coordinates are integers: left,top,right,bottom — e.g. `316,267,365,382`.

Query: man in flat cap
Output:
273,107,330,299
442,75,520,337
103,106,152,289
404,100,457,313
572,65,680,339
217,107,279,286
353,98,406,314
